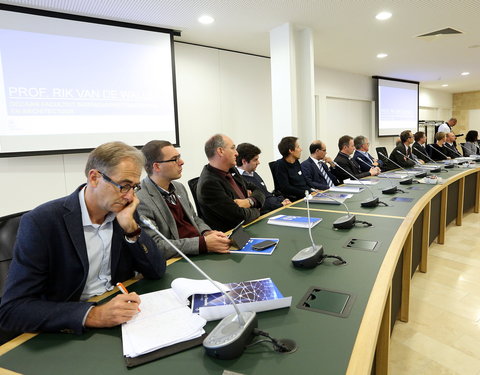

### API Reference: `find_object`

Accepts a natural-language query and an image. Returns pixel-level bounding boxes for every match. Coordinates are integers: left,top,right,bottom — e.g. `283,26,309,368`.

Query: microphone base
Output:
361,197,379,207
399,178,413,185
430,167,442,172
203,311,257,360
333,214,356,229
291,245,324,268
444,164,455,169
382,186,398,194
414,172,427,178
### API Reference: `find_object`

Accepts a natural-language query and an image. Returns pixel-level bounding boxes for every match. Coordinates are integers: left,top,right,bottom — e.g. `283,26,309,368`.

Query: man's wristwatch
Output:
247,198,255,207
125,225,142,239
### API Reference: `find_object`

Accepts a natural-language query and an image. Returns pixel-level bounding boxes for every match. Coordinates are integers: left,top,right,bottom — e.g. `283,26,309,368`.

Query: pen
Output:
116,282,141,312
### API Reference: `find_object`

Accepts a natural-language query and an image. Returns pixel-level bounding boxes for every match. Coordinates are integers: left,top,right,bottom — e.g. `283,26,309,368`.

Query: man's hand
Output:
116,194,140,234
205,232,231,253
369,167,380,176
281,199,292,206
234,198,251,208
85,293,141,328
324,156,335,167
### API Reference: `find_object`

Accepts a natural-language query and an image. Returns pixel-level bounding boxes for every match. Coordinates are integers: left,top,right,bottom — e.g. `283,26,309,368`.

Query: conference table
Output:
0,164,478,375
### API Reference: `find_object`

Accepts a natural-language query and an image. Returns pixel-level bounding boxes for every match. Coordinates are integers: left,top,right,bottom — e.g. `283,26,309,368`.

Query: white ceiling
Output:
2,0,480,93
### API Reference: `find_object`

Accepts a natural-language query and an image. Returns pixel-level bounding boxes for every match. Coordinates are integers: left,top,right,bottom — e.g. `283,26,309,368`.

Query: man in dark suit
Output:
274,136,314,201
444,132,461,159
0,142,166,334
352,135,384,172
332,135,380,184
197,134,265,231
412,131,429,163
236,143,291,215
137,140,230,259
388,130,416,169
429,132,452,161
301,140,339,190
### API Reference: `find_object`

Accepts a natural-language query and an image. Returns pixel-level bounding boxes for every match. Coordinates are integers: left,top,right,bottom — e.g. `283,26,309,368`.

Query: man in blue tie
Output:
300,140,339,190
352,136,384,172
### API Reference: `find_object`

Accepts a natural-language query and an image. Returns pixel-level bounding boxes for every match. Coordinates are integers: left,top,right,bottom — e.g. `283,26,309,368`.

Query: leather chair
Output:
0,211,28,344
375,147,388,163
187,177,204,219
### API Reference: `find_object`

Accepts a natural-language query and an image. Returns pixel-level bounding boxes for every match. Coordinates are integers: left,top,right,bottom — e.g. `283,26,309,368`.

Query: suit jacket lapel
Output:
145,178,180,239
63,186,89,282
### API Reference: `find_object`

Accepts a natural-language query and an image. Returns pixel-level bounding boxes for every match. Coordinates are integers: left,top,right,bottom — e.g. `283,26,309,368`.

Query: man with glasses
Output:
137,140,231,258
301,140,339,190
388,130,416,169
197,134,265,231
352,136,384,172
0,142,166,335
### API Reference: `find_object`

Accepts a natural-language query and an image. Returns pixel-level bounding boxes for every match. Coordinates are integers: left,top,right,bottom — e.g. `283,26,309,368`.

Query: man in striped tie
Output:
301,140,339,191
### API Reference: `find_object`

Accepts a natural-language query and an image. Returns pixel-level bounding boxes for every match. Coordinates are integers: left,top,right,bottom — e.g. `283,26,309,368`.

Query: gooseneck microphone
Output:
291,191,346,268
357,157,398,194
428,146,455,168
411,147,444,172
460,144,480,161
399,152,428,178
447,144,463,158
332,160,384,207
140,215,257,360
378,151,414,185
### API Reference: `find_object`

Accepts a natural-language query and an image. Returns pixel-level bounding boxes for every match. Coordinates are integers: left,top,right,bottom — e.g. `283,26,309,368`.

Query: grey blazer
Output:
137,178,211,259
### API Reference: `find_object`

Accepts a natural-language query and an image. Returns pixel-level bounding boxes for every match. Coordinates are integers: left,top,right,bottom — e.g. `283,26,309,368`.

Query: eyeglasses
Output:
97,171,141,194
155,155,182,164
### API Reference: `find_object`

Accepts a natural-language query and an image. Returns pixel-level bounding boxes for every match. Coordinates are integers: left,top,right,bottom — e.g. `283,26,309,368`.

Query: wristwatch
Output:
125,225,142,238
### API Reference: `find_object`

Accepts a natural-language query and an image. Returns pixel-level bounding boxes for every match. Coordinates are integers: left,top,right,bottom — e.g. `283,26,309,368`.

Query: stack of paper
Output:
122,289,206,358
343,178,379,185
267,214,322,228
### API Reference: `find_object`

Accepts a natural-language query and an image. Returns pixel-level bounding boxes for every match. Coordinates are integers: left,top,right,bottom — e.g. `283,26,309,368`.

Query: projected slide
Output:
0,8,178,155
376,78,418,137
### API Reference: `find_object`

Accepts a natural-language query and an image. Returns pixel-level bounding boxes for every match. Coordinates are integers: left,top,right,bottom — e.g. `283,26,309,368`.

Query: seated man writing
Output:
0,142,166,334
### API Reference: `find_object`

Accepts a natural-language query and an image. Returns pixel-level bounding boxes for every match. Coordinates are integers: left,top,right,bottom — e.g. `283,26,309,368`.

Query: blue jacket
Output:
352,150,383,172
300,157,339,190
0,185,166,334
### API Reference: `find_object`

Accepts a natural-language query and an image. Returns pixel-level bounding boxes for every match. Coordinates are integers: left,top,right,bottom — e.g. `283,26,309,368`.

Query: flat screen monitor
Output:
0,5,179,157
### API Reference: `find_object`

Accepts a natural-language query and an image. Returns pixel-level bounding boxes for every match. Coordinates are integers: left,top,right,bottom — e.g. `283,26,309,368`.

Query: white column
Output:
270,23,316,157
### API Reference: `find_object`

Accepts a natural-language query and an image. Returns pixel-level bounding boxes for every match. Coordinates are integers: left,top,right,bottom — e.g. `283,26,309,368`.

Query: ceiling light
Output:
441,84,449,87
376,53,388,59
376,12,392,20
461,72,470,76
198,15,214,25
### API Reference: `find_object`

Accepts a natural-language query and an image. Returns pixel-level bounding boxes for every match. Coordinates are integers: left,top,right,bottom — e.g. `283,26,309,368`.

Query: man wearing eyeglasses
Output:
388,130,416,169
0,142,166,335
137,140,231,258
197,134,266,231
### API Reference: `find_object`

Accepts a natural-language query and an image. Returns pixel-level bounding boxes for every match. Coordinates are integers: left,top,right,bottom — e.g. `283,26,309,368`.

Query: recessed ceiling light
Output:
198,15,214,25
441,84,449,87
376,12,392,20
376,53,388,59
461,72,470,76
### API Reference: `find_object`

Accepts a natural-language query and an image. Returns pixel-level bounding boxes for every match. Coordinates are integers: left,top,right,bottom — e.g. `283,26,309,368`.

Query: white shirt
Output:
438,123,451,134
79,186,116,301
236,166,254,177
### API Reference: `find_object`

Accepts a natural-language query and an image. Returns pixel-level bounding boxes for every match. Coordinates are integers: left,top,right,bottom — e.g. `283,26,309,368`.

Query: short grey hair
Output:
354,135,367,150
204,134,225,159
84,141,145,176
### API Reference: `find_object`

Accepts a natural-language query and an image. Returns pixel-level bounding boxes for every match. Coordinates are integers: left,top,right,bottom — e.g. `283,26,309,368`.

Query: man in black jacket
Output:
196,134,265,231
332,135,380,184
412,131,429,163
236,143,291,215
388,130,416,169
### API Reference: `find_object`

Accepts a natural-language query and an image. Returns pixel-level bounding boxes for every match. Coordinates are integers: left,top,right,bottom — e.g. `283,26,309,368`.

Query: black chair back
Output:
268,161,280,192
0,211,28,344
375,147,388,162
187,177,204,219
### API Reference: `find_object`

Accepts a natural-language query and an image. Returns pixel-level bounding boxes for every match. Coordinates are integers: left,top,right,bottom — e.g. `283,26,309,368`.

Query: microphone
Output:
399,152,428,178
140,215,257,360
378,151,413,185
292,191,346,268
357,157,398,194
428,146,455,168
332,161,383,207
411,147,443,172
460,144,480,161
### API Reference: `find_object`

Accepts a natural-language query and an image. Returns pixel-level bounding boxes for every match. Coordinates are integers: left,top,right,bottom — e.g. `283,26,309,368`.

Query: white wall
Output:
0,43,273,217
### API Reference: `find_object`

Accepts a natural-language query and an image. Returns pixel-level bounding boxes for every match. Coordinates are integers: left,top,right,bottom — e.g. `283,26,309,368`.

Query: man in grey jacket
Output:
137,140,231,259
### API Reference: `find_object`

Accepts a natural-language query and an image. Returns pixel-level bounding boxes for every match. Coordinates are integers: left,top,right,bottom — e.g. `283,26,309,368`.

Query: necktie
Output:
225,173,246,199
319,162,334,187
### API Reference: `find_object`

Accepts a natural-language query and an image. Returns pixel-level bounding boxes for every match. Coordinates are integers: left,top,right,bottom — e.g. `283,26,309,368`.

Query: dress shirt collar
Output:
237,167,254,177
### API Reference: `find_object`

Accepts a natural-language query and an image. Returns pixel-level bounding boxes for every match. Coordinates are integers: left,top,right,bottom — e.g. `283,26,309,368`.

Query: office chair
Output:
187,177,204,219
375,147,388,163
268,161,282,194
0,211,28,344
